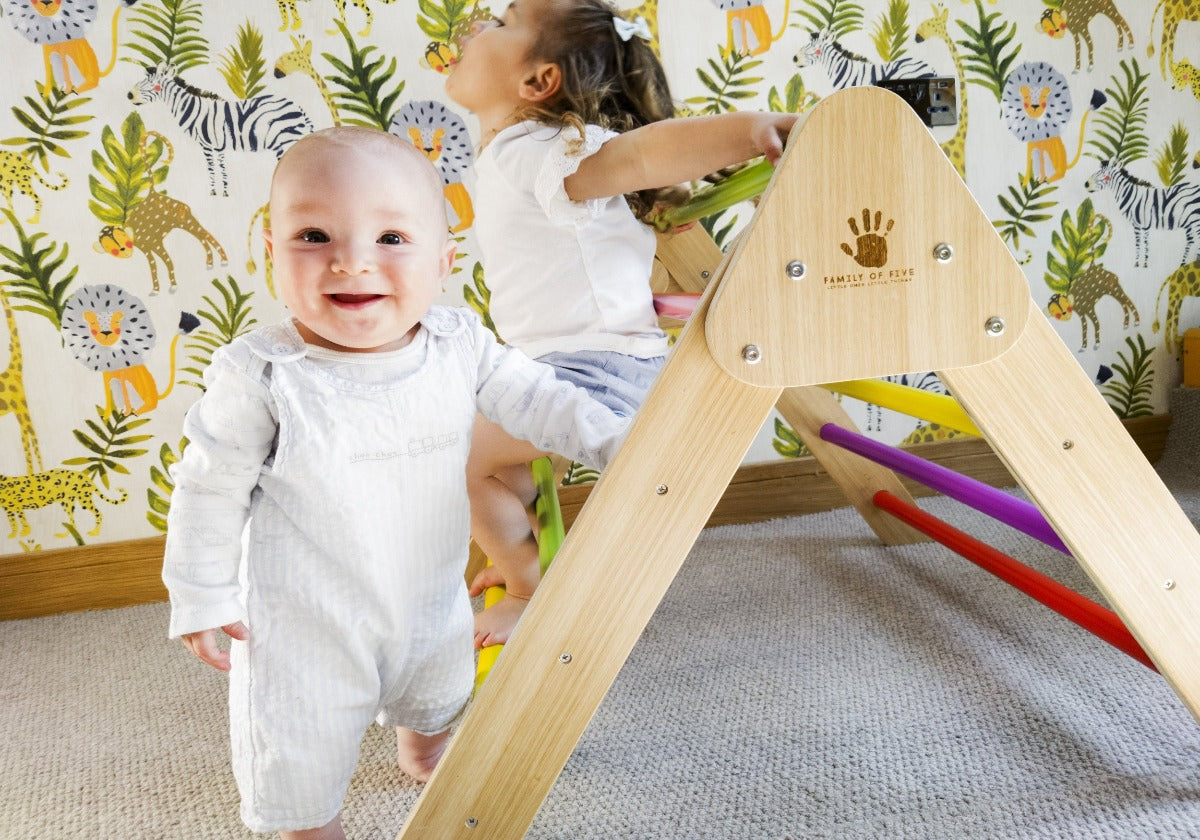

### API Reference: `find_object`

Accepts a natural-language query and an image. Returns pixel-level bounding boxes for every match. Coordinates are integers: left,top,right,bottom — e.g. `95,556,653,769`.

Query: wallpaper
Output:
0,0,1197,555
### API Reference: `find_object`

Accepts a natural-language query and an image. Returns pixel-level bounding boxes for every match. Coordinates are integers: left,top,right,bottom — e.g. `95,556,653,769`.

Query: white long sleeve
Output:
162,343,278,637
467,312,631,469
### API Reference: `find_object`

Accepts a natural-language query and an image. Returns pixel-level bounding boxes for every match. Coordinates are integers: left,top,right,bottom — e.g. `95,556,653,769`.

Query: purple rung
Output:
819,423,1071,555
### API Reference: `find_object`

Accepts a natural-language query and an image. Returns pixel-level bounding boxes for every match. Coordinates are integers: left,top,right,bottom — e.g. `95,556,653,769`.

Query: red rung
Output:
873,490,1156,671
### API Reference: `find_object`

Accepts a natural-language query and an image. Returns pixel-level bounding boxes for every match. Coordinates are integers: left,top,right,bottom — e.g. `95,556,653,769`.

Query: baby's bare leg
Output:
467,416,544,648
278,814,345,840
396,727,452,782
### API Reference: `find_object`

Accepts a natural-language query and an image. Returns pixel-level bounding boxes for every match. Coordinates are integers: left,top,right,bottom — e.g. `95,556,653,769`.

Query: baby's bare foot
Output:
468,564,505,597
473,592,530,649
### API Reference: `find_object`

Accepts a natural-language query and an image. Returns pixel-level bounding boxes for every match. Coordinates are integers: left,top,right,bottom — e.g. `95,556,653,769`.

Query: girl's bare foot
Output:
473,592,531,648
396,727,451,783
468,564,505,597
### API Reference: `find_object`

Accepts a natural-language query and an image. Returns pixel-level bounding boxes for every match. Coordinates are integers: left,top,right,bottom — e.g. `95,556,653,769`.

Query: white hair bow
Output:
613,14,652,42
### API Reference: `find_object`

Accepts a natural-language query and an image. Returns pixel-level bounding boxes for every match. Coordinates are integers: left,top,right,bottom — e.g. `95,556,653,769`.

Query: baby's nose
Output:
332,242,374,274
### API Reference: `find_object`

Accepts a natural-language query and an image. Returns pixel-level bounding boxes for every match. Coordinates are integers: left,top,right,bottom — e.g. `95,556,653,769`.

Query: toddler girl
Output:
445,0,798,646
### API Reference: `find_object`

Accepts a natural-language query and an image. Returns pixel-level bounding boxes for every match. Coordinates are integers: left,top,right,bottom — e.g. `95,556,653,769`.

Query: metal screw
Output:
656,484,668,495
700,270,711,279
465,818,478,829
985,317,1006,336
1062,440,1074,450
742,344,762,364
559,652,573,664
786,260,806,279
933,243,954,262
1164,579,1176,590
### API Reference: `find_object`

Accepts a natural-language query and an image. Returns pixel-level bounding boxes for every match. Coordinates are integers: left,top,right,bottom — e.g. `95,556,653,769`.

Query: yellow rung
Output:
822,379,981,437
473,572,506,695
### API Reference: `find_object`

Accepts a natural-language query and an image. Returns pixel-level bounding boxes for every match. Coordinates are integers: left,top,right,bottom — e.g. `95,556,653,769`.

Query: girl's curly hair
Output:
517,0,684,219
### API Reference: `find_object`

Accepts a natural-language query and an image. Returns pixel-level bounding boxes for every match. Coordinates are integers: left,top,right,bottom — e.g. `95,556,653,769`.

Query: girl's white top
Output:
162,308,629,639
472,120,670,360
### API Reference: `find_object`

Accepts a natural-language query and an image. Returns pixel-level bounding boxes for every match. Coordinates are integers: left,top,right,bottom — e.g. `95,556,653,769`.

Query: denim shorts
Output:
537,350,666,417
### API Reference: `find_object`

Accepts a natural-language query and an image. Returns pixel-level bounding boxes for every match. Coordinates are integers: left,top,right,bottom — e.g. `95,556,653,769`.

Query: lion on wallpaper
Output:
60,283,198,417
1,0,138,95
1000,61,1106,185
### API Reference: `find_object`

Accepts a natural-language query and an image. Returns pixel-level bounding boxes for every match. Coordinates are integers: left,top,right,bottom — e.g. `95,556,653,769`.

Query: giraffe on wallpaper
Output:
1152,258,1200,355
274,36,343,127
1148,0,1200,82
0,286,43,476
915,4,968,180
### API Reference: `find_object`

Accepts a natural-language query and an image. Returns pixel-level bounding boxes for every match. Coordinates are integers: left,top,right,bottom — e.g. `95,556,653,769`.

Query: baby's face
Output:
265,141,454,353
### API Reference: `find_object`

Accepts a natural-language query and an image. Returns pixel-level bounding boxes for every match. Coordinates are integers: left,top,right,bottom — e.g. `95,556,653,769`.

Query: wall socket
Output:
875,77,958,127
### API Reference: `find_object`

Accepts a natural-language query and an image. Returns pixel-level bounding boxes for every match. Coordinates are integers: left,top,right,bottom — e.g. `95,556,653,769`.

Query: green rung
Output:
474,457,566,693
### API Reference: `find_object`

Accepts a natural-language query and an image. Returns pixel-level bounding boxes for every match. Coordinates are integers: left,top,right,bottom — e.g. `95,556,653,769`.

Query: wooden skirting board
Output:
2,414,1170,623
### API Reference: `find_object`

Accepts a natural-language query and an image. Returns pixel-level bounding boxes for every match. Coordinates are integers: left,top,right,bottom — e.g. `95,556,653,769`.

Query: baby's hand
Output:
181,621,250,672
755,113,800,166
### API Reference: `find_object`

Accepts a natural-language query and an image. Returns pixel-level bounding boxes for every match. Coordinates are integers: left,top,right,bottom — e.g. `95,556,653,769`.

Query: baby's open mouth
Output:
330,293,383,305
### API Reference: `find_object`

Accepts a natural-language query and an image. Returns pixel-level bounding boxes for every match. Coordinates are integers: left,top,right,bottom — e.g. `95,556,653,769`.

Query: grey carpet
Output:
4,390,1199,840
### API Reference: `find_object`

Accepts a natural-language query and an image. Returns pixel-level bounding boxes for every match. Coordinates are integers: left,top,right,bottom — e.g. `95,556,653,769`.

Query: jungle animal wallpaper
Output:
0,0,1197,557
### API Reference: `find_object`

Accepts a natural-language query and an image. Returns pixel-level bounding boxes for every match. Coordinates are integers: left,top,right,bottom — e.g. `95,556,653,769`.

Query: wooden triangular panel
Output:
706,86,1030,387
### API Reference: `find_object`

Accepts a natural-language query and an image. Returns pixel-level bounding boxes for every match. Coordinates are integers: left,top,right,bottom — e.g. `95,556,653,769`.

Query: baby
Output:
162,126,630,840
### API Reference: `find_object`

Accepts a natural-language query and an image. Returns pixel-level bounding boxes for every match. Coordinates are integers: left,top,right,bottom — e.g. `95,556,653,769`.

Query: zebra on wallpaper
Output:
128,64,314,196
794,29,936,89
1085,159,1200,268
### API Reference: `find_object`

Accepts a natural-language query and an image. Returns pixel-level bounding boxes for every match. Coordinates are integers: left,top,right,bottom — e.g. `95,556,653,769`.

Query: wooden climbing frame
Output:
399,86,1200,839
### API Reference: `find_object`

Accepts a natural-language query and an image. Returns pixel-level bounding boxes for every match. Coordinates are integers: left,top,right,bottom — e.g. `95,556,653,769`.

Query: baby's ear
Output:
262,228,274,258
519,62,562,104
438,237,457,280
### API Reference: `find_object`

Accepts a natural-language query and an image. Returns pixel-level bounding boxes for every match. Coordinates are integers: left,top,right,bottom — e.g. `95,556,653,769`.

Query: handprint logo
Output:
840,208,894,268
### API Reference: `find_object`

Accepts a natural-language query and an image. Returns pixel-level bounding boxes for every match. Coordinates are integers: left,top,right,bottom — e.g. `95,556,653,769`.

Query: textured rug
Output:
3,390,1199,840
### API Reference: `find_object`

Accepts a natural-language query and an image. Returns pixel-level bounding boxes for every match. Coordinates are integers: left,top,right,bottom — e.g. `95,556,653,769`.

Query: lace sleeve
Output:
533,124,618,226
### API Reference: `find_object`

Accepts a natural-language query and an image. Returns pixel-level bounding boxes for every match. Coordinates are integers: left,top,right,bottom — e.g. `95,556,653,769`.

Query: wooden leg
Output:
939,300,1200,723
398,295,783,839
775,386,927,545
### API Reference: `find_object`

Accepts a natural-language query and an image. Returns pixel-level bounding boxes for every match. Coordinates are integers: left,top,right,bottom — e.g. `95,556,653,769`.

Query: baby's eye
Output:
379,232,405,245
299,230,329,243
